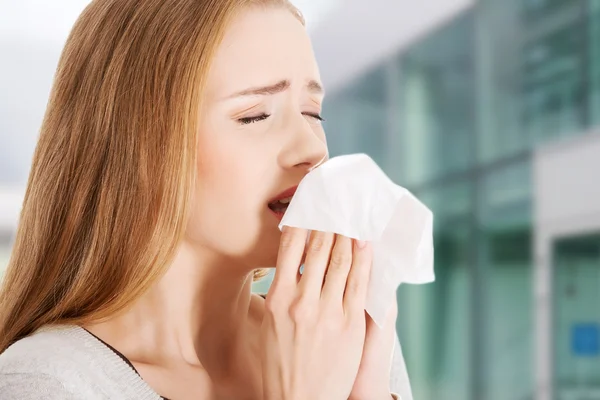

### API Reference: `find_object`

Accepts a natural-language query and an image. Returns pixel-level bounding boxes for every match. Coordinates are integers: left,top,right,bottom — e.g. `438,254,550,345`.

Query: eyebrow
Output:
227,79,324,98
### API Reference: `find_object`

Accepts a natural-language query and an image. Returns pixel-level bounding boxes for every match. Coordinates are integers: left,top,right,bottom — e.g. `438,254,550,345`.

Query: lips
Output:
268,185,298,218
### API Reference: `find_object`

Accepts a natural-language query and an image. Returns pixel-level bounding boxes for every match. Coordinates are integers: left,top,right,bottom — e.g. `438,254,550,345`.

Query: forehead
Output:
205,7,321,97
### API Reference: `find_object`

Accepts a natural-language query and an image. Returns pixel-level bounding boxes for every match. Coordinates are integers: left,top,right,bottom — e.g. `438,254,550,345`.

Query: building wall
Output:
322,1,600,399
534,131,600,400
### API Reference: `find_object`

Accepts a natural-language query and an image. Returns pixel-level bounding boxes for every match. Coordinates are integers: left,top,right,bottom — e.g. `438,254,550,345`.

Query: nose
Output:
278,114,328,171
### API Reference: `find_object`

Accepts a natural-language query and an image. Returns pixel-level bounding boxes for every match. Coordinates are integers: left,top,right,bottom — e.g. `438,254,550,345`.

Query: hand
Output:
260,227,373,400
349,300,398,400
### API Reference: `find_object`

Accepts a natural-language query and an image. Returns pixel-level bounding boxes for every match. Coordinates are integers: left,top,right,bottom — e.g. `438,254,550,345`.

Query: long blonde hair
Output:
0,0,303,353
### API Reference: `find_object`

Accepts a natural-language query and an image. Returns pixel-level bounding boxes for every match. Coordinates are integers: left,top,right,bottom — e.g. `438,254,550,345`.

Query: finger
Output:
298,231,335,299
272,226,308,290
343,240,372,314
321,235,353,307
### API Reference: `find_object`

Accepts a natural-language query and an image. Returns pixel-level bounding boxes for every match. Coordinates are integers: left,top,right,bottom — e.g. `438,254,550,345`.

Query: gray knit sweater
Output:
0,324,411,399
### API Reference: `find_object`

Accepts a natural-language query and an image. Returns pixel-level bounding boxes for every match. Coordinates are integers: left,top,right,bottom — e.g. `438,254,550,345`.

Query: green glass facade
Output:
592,0,600,125
553,234,600,396
322,1,600,399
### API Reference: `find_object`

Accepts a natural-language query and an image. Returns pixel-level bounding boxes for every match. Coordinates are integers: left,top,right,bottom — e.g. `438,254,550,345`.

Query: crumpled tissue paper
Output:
278,153,435,327
277,153,433,400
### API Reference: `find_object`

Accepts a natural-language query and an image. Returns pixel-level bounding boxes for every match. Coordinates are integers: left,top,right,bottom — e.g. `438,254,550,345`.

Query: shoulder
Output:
0,325,106,399
0,325,87,374
0,371,79,399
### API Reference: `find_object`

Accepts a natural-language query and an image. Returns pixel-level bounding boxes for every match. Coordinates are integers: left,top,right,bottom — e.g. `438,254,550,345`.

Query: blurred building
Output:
315,0,600,400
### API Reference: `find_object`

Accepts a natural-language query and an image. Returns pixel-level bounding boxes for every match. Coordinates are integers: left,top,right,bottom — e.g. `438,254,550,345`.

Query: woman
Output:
0,0,406,399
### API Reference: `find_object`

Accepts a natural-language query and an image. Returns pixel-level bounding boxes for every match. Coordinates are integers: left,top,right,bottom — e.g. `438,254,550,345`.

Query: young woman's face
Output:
186,7,327,268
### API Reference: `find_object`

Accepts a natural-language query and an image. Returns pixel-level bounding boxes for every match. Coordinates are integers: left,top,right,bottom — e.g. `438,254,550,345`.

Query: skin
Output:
84,6,396,400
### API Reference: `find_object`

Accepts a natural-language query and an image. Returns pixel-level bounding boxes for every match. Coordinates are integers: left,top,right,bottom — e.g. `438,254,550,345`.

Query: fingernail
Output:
356,240,367,249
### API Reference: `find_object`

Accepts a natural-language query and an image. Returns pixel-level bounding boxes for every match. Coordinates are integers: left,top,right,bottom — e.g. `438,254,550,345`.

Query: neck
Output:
88,240,260,379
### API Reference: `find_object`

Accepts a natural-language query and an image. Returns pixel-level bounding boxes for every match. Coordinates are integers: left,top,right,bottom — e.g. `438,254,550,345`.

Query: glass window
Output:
590,0,600,126
478,158,533,399
477,0,587,164
553,233,600,399
484,227,534,400
399,13,475,187
323,67,389,167
398,221,472,400
477,0,525,163
521,6,587,142
397,182,473,400
479,159,532,230
418,180,472,222
522,0,581,20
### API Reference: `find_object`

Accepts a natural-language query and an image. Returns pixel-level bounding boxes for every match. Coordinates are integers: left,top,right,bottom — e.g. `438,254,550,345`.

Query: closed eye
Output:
237,112,325,125
238,114,270,125
304,112,325,122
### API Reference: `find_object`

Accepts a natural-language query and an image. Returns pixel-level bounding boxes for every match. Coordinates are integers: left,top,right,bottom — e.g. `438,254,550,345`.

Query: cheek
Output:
184,137,277,261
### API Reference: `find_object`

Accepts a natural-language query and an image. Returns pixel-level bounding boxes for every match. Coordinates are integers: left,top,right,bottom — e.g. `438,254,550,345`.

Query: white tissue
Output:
278,153,435,327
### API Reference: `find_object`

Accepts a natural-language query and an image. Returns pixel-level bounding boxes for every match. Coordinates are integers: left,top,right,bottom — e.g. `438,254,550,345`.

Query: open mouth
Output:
268,196,292,215
267,185,298,219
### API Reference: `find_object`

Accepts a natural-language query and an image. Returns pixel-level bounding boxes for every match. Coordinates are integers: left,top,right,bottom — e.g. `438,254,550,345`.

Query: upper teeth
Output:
278,197,292,204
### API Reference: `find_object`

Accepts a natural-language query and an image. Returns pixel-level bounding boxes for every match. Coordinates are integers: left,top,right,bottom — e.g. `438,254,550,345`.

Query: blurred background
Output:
1,0,599,399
